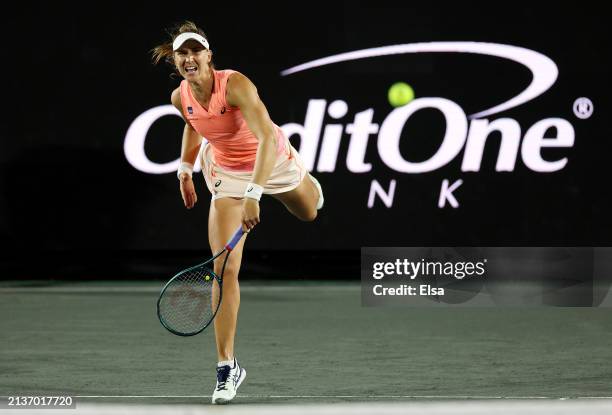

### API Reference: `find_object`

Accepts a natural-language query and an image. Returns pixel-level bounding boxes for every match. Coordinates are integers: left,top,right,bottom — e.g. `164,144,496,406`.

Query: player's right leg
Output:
208,197,247,404
271,173,323,222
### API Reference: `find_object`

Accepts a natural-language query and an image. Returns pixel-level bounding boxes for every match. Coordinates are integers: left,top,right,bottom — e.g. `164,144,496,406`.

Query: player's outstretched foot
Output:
308,173,324,210
212,358,246,405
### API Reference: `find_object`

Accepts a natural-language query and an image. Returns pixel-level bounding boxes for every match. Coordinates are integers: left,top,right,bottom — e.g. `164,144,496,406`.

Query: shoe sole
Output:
212,368,246,405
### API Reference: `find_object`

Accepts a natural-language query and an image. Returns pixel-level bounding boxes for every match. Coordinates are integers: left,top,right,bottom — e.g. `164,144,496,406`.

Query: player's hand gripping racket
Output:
157,226,246,336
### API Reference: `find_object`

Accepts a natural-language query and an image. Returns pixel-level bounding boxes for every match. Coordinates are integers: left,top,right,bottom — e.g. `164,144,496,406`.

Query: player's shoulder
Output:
171,86,182,110
225,69,248,82
225,70,254,94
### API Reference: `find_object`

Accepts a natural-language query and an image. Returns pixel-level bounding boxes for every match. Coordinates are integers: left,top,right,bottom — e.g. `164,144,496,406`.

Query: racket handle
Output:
225,226,245,251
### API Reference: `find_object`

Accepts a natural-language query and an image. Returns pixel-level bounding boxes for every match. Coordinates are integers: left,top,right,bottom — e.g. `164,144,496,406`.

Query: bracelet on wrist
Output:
244,182,264,201
177,162,194,181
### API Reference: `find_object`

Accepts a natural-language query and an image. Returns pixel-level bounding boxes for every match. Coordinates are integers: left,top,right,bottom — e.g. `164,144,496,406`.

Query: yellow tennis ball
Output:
388,82,415,107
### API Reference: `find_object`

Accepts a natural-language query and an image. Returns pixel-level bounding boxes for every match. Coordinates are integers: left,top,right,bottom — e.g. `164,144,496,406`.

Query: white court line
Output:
9,401,612,415
71,395,612,399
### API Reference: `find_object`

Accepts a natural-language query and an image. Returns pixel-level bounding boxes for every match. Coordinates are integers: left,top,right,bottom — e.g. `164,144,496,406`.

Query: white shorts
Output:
200,143,308,200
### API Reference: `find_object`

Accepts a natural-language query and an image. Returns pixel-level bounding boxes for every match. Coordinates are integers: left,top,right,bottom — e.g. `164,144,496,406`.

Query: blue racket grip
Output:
225,226,245,251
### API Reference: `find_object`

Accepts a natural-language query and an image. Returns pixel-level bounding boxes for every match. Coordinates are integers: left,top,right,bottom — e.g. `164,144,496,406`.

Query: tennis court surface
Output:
2,280,612,414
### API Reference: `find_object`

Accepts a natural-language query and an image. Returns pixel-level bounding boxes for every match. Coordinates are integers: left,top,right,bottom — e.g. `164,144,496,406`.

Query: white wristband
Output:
244,182,264,201
177,162,194,180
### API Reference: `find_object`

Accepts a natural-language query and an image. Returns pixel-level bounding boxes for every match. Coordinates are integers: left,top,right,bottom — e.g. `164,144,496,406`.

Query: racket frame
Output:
156,226,244,336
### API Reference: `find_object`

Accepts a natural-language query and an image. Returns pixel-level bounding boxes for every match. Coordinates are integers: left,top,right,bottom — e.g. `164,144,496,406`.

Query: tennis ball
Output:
388,82,415,107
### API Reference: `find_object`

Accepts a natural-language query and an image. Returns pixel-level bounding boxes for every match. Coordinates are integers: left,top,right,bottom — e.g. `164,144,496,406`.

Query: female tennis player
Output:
152,21,323,404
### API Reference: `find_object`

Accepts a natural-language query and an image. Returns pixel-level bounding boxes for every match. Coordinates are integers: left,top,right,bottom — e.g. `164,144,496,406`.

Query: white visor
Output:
172,32,210,51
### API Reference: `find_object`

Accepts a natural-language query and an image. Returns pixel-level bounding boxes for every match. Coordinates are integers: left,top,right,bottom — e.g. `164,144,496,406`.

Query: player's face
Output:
174,40,211,79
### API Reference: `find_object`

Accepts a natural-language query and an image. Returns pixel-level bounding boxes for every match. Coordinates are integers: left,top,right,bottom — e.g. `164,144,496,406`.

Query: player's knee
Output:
300,208,317,222
215,261,240,280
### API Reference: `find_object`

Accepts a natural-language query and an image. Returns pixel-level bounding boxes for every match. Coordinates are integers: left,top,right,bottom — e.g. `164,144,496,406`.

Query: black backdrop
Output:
2,3,610,277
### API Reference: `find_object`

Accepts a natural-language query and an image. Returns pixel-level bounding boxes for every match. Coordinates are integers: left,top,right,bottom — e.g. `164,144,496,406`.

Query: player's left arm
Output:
226,72,278,230
226,72,277,186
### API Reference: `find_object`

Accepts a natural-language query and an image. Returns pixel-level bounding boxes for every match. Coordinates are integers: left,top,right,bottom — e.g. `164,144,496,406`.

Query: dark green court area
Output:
1,281,612,404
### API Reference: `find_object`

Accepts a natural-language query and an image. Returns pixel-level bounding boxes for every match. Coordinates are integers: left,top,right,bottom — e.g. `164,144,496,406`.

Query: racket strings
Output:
158,264,220,335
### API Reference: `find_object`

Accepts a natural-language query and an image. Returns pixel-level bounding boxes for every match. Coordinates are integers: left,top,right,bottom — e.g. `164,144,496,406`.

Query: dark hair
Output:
151,20,212,67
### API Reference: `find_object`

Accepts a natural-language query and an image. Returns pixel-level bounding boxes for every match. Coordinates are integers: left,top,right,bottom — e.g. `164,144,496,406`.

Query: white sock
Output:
217,359,235,368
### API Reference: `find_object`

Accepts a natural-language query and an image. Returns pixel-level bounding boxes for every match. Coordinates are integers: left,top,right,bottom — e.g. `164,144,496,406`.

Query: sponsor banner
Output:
361,248,612,307
126,43,581,181
5,6,607,251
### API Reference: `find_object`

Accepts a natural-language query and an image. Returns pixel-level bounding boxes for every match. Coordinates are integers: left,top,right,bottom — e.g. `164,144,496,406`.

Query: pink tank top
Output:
179,69,287,171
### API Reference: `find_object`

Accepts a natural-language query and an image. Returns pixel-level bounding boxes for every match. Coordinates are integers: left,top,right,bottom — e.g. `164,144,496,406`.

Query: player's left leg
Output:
208,197,247,404
271,173,323,222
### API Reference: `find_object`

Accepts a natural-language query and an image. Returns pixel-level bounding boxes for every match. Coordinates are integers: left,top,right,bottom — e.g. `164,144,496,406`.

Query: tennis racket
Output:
157,226,246,336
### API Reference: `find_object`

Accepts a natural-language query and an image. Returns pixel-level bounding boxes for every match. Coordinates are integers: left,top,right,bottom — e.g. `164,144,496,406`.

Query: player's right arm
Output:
171,87,202,209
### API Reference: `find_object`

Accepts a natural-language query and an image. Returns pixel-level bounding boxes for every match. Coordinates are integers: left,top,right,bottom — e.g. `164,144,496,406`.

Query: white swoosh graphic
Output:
281,42,558,119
